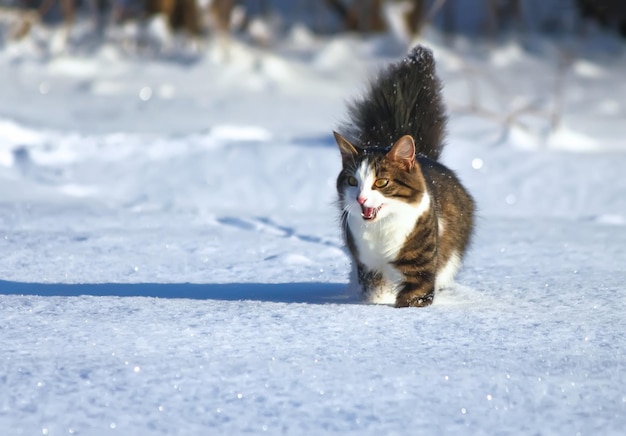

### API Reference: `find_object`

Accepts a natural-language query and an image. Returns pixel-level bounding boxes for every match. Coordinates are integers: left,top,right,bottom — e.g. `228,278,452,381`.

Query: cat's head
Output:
334,131,427,222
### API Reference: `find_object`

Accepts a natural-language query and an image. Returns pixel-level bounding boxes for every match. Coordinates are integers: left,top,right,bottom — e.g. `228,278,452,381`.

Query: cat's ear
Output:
387,135,416,170
333,131,359,163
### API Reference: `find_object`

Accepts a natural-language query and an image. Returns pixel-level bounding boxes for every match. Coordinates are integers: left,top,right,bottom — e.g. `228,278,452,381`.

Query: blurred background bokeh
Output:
1,0,625,50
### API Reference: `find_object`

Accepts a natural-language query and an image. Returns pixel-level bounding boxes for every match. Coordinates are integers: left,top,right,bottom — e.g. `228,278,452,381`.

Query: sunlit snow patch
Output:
47,57,101,79
490,42,525,68
547,125,599,152
313,38,360,73
572,60,605,78
0,120,46,167
433,283,486,308
594,214,625,226
58,184,98,198
90,80,127,96
508,125,541,150
209,125,272,142
0,119,45,147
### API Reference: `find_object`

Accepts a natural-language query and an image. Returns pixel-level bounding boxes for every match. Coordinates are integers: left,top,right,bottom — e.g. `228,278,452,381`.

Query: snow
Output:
1,22,626,435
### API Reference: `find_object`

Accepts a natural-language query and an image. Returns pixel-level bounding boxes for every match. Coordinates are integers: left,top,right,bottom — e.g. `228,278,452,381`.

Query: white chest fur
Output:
347,190,431,304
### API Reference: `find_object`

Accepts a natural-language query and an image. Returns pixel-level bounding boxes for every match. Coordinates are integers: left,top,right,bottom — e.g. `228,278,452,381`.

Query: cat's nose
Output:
357,196,367,205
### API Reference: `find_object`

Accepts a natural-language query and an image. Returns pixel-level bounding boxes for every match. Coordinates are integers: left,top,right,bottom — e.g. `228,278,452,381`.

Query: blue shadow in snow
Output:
0,280,352,305
292,134,337,148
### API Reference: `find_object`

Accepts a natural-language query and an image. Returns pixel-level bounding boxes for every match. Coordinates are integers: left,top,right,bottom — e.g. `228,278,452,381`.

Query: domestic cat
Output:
334,45,475,308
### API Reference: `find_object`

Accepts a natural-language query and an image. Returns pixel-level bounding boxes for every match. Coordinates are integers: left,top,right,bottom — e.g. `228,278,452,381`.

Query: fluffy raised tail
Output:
340,45,447,161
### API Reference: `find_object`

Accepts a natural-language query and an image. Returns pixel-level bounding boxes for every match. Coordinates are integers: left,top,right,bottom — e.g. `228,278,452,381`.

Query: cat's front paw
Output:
395,293,434,308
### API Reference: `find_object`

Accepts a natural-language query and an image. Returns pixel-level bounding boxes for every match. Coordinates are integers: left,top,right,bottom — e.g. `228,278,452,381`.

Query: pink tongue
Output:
362,207,377,220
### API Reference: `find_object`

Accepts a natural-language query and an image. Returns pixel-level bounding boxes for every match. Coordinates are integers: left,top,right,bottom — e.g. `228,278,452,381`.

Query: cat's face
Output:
335,133,425,222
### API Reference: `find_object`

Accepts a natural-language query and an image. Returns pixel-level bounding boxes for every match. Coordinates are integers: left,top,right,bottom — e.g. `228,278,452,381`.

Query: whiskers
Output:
340,203,354,226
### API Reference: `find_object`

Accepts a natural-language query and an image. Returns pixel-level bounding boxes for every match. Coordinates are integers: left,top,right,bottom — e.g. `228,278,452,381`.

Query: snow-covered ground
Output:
1,22,625,435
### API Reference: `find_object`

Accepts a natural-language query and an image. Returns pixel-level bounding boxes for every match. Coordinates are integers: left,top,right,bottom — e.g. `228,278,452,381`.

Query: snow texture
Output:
1,24,626,436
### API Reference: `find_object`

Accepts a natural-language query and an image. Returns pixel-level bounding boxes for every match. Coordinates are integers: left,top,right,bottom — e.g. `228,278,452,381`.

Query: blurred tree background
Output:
1,0,625,46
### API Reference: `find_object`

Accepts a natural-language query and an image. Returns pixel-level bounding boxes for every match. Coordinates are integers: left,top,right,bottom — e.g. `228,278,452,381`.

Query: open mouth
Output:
361,205,382,221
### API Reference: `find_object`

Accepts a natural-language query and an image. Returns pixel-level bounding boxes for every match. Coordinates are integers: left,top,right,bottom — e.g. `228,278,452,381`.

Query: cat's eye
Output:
374,178,389,188
347,176,358,186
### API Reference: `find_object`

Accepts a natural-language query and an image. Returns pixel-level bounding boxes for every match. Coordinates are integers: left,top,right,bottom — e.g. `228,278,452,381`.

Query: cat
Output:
334,45,475,308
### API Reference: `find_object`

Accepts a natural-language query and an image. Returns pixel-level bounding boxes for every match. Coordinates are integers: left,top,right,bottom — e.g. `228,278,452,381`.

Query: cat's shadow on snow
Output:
0,281,353,305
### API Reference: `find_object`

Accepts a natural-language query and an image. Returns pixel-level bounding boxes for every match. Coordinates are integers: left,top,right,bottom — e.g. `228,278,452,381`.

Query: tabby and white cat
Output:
334,45,475,308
